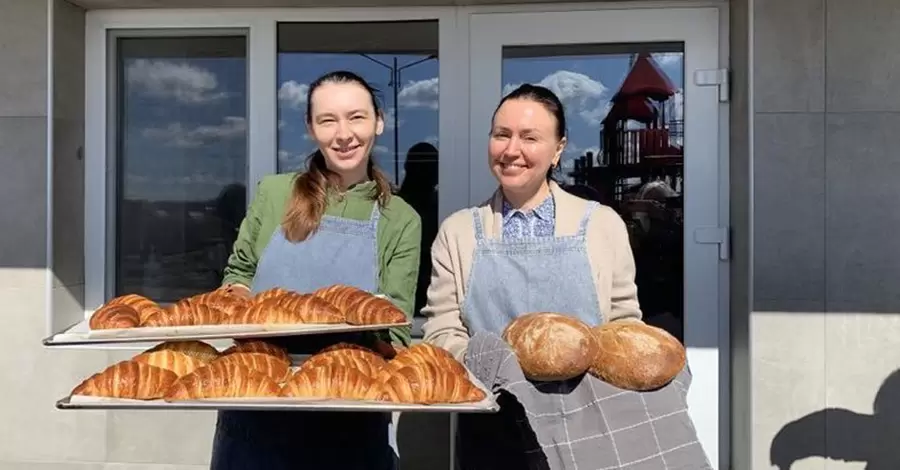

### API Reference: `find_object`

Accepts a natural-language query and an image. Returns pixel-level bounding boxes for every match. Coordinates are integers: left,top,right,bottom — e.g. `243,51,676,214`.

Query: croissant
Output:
278,292,345,324
382,361,486,404
281,364,385,401
223,340,290,364
132,349,206,377
347,296,407,325
212,352,291,383
106,294,166,323
312,285,370,314
144,340,221,363
253,287,291,304
89,304,141,330
142,303,224,327
72,360,178,399
164,362,281,401
227,298,306,325
385,343,467,378
301,343,388,379
186,291,250,317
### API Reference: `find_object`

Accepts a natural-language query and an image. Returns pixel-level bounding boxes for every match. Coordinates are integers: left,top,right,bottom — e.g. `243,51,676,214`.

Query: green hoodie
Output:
222,172,422,346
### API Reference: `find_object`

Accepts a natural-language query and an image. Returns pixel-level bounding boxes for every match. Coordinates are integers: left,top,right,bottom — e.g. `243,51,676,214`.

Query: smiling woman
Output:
276,20,441,320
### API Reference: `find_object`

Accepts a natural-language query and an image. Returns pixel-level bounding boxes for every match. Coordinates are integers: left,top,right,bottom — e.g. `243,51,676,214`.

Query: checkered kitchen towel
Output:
463,332,712,470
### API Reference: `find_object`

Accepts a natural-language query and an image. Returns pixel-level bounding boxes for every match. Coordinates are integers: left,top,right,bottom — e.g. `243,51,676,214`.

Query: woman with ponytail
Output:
212,71,421,470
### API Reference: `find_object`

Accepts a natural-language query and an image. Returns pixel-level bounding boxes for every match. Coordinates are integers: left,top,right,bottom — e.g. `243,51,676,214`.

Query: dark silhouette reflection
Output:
116,183,247,303
770,368,900,470
624,180,684,341
396,142,439,317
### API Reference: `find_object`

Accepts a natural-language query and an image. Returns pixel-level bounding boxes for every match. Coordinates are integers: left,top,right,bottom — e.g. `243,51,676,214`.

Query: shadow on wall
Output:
770,368,900,470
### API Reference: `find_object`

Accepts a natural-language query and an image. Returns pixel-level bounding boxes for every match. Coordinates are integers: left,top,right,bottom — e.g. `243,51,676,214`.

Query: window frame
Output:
84,8,462,316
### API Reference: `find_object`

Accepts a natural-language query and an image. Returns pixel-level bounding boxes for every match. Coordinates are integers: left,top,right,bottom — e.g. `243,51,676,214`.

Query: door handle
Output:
694,226,730,261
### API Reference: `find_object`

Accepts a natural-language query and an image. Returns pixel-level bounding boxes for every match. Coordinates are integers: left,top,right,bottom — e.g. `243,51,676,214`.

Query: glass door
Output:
467,7,726,467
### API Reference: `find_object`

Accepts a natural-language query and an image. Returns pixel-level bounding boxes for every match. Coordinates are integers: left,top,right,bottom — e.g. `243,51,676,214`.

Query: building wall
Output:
751,0,900,469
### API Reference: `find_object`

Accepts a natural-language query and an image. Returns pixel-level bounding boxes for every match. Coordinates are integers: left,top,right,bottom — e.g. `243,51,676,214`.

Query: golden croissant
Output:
223,340,290,364
312,285,370,314
382,361,485,404
385,343,467,378
72,360,178,400
164,362,281,401
106,294,166,323
302,343,388,379
143,303,225,327
132,349,206,377
253,287,291,304
89,304,141,330
212,352,292,383
278,292,345,324
144,340,221,363
347,296,407,325
227,298,307,325
281,364,385,401
186,290,250,317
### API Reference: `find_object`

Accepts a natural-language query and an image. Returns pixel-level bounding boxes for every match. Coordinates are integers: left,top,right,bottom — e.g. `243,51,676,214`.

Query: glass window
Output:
503,44,685,342
111,35,248,303
277,21,439,318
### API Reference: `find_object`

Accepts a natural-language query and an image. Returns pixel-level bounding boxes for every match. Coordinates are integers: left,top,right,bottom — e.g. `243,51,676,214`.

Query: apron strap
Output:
369,202,381,227
576,202,598,236
471,208,486,241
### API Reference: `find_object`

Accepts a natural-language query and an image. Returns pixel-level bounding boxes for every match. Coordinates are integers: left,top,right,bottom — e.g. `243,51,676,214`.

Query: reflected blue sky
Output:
120,50,682,201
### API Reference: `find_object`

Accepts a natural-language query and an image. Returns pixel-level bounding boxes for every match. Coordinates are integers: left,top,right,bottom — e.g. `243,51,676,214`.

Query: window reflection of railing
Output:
597,119,684,167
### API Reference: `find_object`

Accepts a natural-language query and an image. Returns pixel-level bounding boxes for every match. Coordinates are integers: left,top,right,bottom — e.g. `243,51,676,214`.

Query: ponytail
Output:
282,151,392,242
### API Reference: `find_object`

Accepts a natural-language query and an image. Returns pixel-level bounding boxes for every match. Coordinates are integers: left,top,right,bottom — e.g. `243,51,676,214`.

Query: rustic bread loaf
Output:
589,322,686,391
502,312,598,382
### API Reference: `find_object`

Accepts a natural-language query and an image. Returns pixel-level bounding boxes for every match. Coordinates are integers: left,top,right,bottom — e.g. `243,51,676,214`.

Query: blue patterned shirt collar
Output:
502,193,555,222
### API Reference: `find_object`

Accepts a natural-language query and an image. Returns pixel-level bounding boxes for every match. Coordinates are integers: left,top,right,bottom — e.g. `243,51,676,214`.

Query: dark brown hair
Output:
283,71,392,242
493,84,567,180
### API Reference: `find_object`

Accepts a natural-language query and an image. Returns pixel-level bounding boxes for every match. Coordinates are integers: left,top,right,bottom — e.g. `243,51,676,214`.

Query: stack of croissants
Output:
71,339,486,405
88,284,407,330
503,312,687,391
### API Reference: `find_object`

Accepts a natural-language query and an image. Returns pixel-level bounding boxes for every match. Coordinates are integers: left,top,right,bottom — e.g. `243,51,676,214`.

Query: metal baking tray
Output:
42,319,411,347
55,371,498,414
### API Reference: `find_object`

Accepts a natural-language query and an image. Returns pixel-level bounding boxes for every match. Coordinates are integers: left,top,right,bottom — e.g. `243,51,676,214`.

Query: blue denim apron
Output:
456,202,603,470
210,206,398,470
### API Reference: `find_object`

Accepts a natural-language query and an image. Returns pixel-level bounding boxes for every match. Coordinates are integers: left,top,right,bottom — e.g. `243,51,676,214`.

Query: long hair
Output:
282,71,392,242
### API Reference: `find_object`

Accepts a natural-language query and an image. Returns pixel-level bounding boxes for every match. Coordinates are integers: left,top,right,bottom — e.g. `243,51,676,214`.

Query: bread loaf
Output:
502,312,598,382
589,322,686,391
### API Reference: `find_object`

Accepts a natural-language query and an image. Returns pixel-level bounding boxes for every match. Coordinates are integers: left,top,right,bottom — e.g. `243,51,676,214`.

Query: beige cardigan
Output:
421,181,643,360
